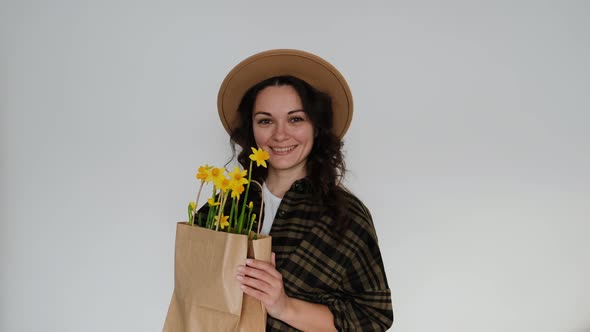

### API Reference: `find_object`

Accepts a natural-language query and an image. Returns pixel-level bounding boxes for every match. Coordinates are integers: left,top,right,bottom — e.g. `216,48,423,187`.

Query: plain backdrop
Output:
1,0,589,331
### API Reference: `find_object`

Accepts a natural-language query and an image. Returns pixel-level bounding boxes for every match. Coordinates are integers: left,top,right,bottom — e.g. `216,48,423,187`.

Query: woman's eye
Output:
290,117,304,123
257,119,272,125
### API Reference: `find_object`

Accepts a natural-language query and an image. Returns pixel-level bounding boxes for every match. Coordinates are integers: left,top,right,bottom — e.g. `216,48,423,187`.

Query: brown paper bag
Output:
163,222,272,332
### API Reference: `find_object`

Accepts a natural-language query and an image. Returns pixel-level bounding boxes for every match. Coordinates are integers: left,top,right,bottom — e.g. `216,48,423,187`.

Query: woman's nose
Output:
272,122,288,141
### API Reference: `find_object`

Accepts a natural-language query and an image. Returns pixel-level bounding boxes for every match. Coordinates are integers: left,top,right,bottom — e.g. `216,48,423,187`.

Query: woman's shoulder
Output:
337,187,372,217
334,186,380,244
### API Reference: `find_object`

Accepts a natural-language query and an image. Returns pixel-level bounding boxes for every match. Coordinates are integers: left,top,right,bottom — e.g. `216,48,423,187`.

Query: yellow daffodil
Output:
196,164,212,182
231,183,245,199
249,147,270,168
248,201,253,210
209,167,226,184
228,166,248,187
189,202,196,210
214,215,230,230
211,168,229,190
217,177,231,192
207,198,220,206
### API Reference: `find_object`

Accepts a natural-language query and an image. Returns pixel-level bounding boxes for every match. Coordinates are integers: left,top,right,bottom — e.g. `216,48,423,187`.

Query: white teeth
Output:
272,146,295,153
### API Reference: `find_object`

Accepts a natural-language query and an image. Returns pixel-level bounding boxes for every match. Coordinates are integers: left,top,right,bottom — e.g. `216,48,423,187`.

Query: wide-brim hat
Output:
217,49,353,139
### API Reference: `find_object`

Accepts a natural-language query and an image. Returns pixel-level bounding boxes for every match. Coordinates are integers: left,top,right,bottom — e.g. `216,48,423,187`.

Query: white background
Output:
1,1,589,331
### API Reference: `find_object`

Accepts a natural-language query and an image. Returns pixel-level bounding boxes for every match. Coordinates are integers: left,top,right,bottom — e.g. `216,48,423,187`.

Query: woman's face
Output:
252,85,314,178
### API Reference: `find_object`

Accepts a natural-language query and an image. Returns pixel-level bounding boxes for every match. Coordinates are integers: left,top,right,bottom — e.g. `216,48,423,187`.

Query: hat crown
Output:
217,49,353,139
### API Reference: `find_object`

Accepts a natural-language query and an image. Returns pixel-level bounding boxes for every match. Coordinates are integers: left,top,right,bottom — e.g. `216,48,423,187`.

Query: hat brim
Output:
217,49,353,139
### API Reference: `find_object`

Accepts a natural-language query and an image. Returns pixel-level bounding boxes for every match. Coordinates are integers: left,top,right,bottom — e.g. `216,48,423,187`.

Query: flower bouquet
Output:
163,148,271,332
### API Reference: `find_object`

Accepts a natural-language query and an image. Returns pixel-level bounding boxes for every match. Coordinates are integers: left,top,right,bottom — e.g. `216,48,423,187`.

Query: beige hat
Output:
217,49,353,139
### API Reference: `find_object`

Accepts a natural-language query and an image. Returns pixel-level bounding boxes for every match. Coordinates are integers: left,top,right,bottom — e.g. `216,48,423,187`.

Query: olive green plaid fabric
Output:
261,178,393,331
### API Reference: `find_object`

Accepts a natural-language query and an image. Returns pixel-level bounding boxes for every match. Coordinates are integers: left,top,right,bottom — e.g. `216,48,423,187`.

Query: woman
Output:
217,49,393,331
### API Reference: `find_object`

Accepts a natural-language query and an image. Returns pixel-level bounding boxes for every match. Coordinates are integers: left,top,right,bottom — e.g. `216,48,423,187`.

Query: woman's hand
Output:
236,252,290,319
237,253,337,331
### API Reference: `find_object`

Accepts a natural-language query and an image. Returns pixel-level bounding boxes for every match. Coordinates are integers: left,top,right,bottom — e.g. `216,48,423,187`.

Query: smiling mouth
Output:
271,145,296,153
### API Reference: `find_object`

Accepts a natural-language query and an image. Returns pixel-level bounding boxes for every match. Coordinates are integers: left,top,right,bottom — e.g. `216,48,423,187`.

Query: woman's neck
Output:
265,168,306,198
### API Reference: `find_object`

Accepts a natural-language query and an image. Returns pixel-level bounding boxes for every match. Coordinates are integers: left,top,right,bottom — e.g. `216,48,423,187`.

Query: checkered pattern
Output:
262,179,394,331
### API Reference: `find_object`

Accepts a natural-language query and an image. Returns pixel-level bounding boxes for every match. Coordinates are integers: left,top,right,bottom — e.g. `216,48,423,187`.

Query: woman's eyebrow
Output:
287,109,305,114
254,109,304,116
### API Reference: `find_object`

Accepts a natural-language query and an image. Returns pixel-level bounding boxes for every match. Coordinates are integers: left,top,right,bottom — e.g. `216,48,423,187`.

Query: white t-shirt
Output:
260,182,282,235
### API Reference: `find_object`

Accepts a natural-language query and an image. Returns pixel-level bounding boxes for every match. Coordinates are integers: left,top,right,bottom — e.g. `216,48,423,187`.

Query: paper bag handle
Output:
250,180,265,236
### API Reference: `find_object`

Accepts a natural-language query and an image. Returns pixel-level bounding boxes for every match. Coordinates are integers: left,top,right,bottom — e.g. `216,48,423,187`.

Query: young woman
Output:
217,49,393,331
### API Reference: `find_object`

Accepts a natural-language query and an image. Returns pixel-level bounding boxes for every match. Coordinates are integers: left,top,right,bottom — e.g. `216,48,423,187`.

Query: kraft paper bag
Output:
164,222,272,332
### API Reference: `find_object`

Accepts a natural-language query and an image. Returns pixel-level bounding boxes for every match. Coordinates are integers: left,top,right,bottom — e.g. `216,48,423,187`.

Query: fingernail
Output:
245,259,253,265
236,275,243,280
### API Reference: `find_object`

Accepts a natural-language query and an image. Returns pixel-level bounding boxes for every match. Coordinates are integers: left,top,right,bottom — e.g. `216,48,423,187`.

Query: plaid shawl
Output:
261,178,393,331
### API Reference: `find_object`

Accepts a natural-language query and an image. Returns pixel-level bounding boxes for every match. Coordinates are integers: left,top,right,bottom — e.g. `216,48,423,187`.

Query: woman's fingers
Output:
235,254,289,318
237,271,288,318
239,282,268,301
237,265,282,289
236,273,274,296
244,258,282,279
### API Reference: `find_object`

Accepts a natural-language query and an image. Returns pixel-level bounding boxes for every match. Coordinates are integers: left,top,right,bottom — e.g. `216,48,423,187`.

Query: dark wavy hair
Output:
230,75,348,223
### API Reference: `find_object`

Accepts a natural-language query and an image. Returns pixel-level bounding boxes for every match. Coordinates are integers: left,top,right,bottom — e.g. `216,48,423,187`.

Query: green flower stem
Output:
216,192,228,231
233,198,240,228
188,204,194,226
247,214,256,239
206,187,217,229
228,197,236,232
192,181,204,226
247,205,253,232
206,202,215,229
237,160,253,234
